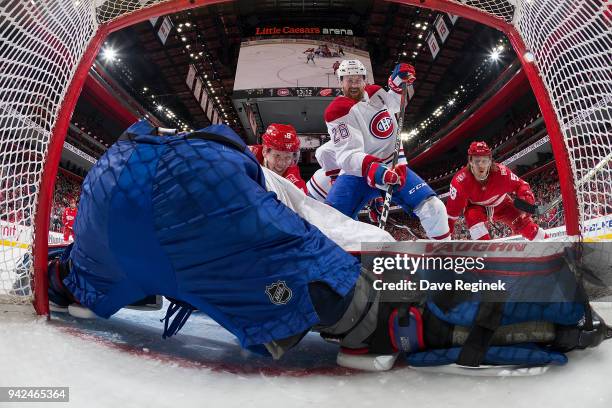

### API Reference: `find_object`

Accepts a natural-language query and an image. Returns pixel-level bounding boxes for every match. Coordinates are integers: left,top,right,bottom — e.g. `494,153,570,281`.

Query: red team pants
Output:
63,226,74,242
464,198,542,240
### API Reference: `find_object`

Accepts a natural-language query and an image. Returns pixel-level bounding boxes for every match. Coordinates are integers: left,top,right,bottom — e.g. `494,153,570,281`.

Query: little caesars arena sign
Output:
255,26,354,35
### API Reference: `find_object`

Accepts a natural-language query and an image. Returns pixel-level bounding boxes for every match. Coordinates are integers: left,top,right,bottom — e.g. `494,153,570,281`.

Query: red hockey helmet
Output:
262,123,300,152
467,141,492,157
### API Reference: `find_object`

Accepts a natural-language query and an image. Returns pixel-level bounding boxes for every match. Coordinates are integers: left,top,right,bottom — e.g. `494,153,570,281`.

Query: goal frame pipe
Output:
388,0,580,236
32,0,580,314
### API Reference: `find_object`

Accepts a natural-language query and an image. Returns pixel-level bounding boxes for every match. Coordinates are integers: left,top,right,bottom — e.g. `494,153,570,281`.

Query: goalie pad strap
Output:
456,302,505,367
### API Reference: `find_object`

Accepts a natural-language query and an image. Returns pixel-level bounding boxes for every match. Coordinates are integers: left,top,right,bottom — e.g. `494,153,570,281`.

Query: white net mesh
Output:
1,0,99,304
514,0,612,231
0,0,609,309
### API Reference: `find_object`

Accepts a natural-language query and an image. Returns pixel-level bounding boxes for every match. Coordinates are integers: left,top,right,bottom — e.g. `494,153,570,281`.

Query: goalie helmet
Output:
336,59,367,80
262,123,300,152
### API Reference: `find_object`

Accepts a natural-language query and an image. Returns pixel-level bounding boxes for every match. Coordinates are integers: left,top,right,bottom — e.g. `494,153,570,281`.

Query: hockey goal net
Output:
0,0,610,313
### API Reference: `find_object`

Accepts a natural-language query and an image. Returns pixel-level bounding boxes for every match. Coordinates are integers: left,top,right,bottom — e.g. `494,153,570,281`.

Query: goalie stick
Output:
378,82,409,230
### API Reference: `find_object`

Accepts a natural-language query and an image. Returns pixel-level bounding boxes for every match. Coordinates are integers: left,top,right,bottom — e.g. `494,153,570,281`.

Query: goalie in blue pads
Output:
47,121,611,370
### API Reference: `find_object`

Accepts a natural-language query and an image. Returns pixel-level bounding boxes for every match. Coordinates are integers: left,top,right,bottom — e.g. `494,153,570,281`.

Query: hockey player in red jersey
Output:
332,60,341,75
249,123,307,193
62,199,77,241
446,141,547,240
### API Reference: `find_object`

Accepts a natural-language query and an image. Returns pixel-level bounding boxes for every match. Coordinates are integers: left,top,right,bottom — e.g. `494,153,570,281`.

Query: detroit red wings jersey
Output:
324,84,407,177
446,164,532,220
248,144,307,193
62,207,77,228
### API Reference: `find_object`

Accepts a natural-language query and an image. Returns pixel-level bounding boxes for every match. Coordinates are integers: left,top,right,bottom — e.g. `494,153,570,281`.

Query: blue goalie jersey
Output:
64,121,361,350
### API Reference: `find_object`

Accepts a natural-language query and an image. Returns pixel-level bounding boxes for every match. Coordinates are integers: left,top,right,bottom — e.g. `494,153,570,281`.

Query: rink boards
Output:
0,215,610,297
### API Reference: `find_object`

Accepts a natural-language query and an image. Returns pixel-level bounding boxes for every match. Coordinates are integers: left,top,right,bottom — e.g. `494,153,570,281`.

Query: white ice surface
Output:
1,303,611,408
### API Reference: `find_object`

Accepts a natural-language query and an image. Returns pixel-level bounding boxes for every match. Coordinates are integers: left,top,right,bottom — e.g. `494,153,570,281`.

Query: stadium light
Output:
489,49,501,61
102,47,116,62
156,104,164,111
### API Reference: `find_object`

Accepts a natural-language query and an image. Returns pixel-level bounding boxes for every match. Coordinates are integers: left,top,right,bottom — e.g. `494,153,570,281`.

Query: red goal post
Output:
0,0,608,315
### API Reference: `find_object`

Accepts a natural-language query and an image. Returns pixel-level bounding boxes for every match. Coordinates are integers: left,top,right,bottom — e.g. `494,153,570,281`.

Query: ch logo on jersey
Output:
369,110,394,139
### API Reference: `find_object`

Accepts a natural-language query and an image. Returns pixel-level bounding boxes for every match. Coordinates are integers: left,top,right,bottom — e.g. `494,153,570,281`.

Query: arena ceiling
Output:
100,0,511,143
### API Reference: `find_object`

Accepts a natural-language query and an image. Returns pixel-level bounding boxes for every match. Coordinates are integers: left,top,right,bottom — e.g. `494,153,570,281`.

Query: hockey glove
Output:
367,196,385,224
388,63,416,93
394,164,407,190
516,186,536,205
366,162,401,190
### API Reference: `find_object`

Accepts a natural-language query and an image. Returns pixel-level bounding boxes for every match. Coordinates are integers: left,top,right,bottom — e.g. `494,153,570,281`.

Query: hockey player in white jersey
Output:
307,141,389,227
323,60,450,239
306,141,339,202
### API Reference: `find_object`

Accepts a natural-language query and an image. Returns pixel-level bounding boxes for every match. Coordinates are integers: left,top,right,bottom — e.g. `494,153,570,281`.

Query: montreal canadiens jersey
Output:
307,141,342,202
324,84,407,177
314,140,339,173
306,168,334,202
446,163,533,220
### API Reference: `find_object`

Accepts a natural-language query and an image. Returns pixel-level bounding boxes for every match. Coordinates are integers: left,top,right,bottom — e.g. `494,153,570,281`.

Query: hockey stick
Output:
387,219,420,240
514,196,560,216
378,82,409,230
485,206,506,237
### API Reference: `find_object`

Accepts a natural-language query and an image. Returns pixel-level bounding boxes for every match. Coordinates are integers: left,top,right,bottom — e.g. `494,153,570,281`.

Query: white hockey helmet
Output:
336,59,367,80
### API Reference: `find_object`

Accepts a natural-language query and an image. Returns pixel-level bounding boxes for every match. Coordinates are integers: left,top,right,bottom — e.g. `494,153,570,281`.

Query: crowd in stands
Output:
0,165,37,226
1,159,84,232
422,106,544,186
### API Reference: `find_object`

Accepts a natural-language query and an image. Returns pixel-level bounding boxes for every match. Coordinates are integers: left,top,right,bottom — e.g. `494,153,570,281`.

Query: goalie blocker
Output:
45,122,610,371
